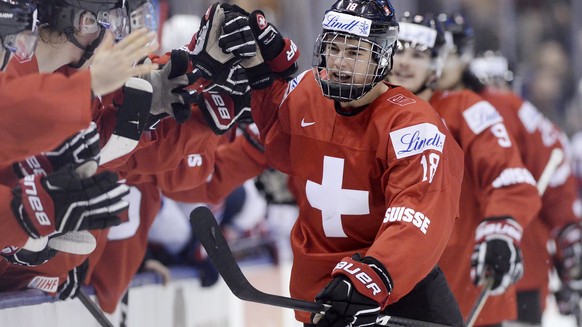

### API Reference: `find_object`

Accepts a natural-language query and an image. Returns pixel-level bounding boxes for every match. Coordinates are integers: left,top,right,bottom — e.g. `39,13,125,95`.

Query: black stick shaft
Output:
78,289,114,327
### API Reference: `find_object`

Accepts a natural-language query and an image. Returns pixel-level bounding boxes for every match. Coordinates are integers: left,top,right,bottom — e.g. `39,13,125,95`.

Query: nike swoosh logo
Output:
301,118,315,127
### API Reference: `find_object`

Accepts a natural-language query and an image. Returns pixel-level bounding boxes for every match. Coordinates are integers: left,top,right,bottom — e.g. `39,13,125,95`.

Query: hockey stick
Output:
537,148,564,196
77,289,114,327
190,206,449,327
464,275,494,327
465,147,565,326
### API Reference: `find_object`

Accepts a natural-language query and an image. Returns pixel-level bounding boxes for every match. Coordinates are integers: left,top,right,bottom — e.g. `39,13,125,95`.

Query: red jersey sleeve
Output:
0,185,29,249
163,133,269,204
0,69,92,166
482,89,579,230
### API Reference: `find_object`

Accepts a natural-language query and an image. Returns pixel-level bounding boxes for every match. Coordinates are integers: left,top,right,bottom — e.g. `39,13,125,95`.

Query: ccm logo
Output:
334,261,383,295
210,94,231,120
23,175,50,226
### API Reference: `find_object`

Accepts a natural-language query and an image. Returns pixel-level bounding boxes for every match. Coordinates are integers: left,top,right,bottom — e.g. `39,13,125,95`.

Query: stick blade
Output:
189,206,251,297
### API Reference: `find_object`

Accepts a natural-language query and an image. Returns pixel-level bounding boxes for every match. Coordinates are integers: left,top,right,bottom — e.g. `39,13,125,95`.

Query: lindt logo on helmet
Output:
322,12,371,37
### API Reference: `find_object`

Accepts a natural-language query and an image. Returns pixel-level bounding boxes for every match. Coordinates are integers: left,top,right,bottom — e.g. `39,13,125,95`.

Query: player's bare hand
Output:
90,29,159,96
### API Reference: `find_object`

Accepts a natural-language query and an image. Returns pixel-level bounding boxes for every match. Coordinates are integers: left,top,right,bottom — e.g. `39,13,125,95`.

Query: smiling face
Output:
322,33,378,87
388,44,434,93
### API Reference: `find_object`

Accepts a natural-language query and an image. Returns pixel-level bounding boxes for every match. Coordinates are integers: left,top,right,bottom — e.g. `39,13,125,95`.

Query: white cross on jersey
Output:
306,156,370,237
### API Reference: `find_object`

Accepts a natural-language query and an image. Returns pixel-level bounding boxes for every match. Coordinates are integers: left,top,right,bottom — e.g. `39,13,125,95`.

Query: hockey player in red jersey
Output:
0,0,158,166
0,0,158,298
459,42,582,324
198,1,466,325
387,13,542,326
0,1,270,314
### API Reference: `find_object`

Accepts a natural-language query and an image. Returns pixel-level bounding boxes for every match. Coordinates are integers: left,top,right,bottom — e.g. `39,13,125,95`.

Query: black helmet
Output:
312,0,399,102
38,0,123,33
437,13,474,60
397,12,448,77
38,0,125,68
0,0,37,69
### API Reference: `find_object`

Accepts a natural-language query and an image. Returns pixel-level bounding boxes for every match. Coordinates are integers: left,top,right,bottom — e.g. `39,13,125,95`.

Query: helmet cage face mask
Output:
312,4,398,102
313,31,394,102
0,0,38,63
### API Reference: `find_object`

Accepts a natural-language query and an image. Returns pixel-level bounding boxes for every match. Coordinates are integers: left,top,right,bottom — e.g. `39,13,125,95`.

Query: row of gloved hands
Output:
137,2,300,135
2,122,130,268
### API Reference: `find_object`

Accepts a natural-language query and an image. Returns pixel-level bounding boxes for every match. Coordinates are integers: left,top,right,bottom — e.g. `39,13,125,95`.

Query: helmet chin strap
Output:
65,26,106,69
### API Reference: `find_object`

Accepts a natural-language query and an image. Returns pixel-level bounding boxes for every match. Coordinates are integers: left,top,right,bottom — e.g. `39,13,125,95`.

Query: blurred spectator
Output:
524,40,574,126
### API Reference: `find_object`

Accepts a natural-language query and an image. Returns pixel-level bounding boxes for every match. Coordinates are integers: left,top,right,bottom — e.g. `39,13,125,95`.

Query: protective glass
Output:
129,1,157,32
2,8,38,62
97,7,129,39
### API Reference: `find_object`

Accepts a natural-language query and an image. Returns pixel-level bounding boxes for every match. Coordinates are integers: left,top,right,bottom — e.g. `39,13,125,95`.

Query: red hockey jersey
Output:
432,89,542,325
0,57,93,251
482,88,581,311
251,71,465,323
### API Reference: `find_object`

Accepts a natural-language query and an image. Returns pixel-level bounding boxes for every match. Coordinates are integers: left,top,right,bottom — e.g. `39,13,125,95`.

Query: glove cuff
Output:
476,216,523,245
15,156,53,178
267,38,299,77
331,255,392,309
11,180,41,239
244,63,272,89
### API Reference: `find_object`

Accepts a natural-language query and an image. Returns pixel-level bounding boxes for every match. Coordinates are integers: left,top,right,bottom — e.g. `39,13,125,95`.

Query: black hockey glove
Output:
11,162,129,239
218,5,256,59
1,241,57,267
196,68,252,135
58,259,90,300
204,64,249,96
14,122,100,178
554,223,582,290
141,49,195,124
471,217,524,295
190,3,251,83
100,77,154,165
236,10,300,89
312,254,392,327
